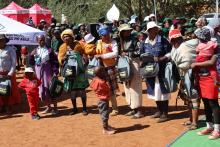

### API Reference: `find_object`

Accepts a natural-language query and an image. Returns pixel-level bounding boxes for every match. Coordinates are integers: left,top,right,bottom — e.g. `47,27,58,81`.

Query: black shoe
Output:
32,114,40,120
150,112,161,119
125,110,136,116
69,109,78,115
157,114,169,123
82,110,88,116
131,111,144,119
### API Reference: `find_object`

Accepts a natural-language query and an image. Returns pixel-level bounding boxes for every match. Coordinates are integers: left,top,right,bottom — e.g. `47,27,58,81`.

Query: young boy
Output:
90,66,116,135
18,67,41,120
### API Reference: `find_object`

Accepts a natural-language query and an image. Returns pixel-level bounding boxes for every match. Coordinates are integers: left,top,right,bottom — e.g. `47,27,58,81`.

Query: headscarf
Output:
194,27,211,41
61,29,74,41
98,26,110,36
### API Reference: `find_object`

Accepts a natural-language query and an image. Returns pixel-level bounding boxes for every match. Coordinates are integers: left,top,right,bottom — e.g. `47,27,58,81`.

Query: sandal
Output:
197,128,214,136
181,121,192,126
188,124,198,130
209,131,220,140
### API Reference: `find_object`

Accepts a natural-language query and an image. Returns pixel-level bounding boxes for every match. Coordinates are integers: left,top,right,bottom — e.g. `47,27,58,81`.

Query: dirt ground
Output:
0,71,196,147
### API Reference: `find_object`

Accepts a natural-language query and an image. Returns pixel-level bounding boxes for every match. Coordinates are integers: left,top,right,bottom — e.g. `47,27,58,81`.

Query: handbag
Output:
117,56,132,82
49,76,64,98
140,53,159,78
0,78,11,97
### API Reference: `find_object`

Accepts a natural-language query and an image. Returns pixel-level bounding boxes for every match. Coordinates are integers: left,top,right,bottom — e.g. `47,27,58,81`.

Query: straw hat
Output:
118,24,133,32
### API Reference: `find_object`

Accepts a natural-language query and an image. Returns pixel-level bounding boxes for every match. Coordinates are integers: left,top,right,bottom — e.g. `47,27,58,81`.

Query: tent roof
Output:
0,14,44,34
29,4,51,14
0,1,28,14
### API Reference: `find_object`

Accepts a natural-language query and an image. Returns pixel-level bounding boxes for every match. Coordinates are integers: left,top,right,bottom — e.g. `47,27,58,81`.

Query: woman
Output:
191,42,220,139
58,29,89,115
29,35,59,115
141,21,171,123
95,26,119,116
118,24,143,119
0,34,20,114
168,29,200,130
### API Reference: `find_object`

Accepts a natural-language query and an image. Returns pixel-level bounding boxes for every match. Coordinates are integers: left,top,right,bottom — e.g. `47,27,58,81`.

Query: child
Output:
21,46,28,68
194,27,218,84
90,66,116,135
18,67,41,120
84,33,96,58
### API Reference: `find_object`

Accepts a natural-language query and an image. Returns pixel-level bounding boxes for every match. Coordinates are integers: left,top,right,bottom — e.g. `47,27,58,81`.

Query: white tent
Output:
0,14,45,45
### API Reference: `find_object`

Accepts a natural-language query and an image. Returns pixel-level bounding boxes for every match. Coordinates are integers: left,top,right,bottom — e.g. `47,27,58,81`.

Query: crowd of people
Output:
0,13,220,138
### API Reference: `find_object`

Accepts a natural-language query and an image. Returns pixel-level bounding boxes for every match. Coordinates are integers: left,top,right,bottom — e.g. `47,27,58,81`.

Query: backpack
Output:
140,53,159,78
0,78,11,97
49,76,64,98
61,51,79,79
163,62,180,93
86,57,100,79
117,56,132,82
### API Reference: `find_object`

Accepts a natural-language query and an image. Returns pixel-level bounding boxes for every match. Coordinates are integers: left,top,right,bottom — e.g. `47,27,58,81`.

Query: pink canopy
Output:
0,1,29,24
29,4,52,25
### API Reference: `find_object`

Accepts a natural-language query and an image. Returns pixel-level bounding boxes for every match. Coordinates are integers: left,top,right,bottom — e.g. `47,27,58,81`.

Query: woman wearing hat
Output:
95,26,119,116
0,35,20,114
58,29,85,64
168,29,200,130
118,24,143,118
58,29,89,115
29,35,59,115
141,21,172,123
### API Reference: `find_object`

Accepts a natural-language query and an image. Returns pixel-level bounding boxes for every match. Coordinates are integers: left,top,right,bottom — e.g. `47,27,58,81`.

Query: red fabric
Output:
169,29,182,40
196,56,217,78
18,76,41,115
26,95,39,115
196,41,217,57
0,73,21,106
18,76,41,97
29,4,52,25
198,75,219,99
0,2,29,23
90,77,110,100
21,47,28,55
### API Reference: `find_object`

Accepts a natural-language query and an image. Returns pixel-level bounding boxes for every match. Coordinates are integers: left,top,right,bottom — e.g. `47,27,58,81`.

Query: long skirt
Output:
123,59,142,109
35,62,53,102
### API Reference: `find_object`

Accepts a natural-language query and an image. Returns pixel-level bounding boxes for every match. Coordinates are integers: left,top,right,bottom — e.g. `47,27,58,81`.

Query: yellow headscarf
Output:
61,29,74,41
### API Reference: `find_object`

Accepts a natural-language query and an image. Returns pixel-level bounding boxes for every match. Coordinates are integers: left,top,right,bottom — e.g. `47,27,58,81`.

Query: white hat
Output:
128,19,136,24
144,16,150,22
24,67,34,73
149,14,155,18
84,33,95,44
146,21,159,31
